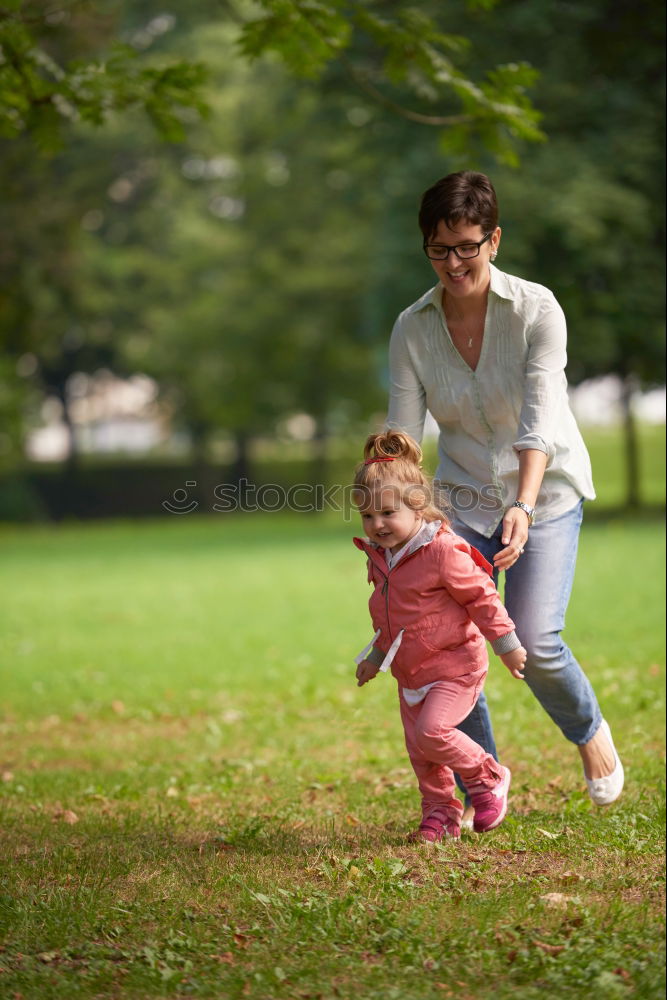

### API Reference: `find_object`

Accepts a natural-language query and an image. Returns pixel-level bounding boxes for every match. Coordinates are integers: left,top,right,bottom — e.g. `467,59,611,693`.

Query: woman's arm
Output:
494,293,567,570
494,448,547,571
386,320,427,442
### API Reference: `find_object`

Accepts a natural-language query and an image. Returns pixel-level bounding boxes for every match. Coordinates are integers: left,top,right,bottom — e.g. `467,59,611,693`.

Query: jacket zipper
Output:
381,575,392,642
371,540,434,646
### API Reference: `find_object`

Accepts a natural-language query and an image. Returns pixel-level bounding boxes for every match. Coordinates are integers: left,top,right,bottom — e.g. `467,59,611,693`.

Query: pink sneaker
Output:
467,765,511,833
408,809,461,843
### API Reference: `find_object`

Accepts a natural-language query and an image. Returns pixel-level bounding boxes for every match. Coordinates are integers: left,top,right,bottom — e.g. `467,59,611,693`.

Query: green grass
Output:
0,505,664,999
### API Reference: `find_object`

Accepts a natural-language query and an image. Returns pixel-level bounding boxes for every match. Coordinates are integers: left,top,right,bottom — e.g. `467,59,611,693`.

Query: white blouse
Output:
386,264,595,537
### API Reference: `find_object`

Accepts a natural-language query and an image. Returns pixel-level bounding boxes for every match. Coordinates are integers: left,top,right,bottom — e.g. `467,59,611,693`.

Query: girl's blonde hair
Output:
352,430,449,524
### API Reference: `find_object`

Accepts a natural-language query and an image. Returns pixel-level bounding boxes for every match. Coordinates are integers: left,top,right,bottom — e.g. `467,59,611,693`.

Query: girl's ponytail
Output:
354,430,449,524
363,430,423,466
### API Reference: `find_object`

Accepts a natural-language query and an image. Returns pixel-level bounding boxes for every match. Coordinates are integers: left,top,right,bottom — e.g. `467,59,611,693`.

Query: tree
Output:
1,0,546,492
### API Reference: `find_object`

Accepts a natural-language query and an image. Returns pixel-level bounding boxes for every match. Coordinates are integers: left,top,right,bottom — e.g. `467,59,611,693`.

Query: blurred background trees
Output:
0,0,664,517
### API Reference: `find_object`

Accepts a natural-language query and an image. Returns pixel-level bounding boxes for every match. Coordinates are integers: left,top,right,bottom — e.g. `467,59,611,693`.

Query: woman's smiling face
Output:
427,218,501,301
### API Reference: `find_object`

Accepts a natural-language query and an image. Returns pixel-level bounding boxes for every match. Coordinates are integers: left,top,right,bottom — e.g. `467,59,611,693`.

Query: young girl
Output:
352,430,527,841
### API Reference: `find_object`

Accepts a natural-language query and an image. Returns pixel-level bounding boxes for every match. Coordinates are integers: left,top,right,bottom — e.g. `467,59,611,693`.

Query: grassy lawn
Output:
0,424,665,999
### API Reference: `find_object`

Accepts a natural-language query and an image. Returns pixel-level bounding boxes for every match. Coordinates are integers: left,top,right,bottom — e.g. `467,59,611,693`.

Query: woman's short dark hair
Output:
418,171,498,240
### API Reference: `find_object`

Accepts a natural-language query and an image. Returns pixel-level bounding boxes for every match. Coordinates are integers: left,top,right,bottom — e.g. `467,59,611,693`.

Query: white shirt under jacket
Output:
386,264,595,538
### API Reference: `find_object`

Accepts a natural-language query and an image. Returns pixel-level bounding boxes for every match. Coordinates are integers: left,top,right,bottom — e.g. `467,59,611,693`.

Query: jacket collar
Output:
353,520,447,572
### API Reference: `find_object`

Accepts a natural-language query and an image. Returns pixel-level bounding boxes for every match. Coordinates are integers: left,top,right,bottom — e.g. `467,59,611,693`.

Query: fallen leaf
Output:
345,814,361,826
111,700,125,715
211,952,235,965
613,968,631,980
37,952,58,963
233,933,249,949
532,940,566,955
1,771,13,782
540,892,574,907
60,810,79,825
537,828,563,840
165,787,179,798
559,871,583,884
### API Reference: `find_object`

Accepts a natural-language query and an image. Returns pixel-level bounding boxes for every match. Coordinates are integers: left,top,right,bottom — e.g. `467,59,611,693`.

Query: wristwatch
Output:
511,500,535,525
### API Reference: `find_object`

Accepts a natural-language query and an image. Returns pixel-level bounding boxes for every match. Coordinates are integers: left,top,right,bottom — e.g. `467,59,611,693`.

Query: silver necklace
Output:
446,299,480,349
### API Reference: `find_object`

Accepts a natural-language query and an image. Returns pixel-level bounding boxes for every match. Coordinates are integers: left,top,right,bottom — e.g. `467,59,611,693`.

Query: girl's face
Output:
359,486,423,553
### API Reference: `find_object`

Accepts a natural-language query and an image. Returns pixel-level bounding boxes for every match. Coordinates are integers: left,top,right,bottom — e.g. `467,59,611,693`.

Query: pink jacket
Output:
353,522,517,689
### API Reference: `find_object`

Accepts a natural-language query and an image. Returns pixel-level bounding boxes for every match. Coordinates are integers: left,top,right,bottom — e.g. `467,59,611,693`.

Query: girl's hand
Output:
356,658,381,687
500,646,527,679
493,507,530,571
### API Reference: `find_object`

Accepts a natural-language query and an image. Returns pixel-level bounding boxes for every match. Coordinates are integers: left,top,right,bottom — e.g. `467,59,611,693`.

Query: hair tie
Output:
364,456,397,465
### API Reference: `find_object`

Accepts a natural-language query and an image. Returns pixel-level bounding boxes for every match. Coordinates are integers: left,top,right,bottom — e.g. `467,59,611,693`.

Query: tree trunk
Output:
621,374,641,509
55,381,78,476
311,414,328,498
231,429,251,489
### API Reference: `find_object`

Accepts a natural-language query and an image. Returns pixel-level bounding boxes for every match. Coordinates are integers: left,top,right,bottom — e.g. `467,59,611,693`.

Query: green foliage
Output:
0,3,210,151
0,0,662,486
238,0,354,78
238,0,544,164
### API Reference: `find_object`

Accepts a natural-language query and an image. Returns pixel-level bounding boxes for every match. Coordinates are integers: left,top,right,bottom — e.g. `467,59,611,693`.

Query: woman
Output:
386,170,623,807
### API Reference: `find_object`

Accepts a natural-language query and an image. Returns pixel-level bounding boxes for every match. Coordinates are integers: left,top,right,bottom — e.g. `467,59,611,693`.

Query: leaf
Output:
51,808,79,824
532,940,566,955
540,892,575,907
559,871,583,884
214,952,235,964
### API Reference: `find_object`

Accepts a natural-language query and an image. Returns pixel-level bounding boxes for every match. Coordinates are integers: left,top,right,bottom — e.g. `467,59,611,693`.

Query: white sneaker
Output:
585,719,624,806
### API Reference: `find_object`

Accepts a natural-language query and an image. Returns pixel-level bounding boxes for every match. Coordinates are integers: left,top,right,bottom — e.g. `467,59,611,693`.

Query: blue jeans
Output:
454,499,602,771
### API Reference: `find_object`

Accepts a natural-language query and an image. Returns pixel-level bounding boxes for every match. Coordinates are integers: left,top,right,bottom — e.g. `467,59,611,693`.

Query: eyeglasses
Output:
422,232,492,261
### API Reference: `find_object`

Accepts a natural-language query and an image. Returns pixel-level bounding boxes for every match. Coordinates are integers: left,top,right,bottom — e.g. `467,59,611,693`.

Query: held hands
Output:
493,507,530,571
500,646,527,679
356,658,381,687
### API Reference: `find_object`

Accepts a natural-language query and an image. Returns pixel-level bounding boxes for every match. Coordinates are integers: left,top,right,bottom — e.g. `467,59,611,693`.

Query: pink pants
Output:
399,677,503,822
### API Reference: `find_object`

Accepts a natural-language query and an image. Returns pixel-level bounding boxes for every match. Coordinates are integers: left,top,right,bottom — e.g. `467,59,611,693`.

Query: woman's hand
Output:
493,506,530,571
500,646,527,679
356,658,381,687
